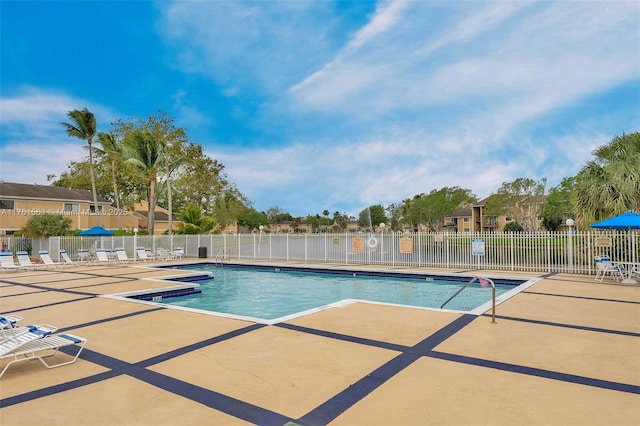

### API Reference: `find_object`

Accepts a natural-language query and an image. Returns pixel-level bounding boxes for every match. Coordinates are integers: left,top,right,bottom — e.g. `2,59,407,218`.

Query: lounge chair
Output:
39,250,66,269
594,256,623,282
59,250,77,266
172,247,185,259
0,333,87,378
135,247,156,262
632,265,640,279
0,252,20,272
16,251,45,270
115,248,130,263
94,249,113,265
0,315,22,330
77,249,92,262
1,323,58,355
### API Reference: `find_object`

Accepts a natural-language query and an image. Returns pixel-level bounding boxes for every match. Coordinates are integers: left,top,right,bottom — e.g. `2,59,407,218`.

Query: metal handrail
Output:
215,248,228,267
440,276,497,323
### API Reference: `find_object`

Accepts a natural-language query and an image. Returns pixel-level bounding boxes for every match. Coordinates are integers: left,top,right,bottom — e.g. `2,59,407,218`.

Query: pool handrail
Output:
440,276,496,323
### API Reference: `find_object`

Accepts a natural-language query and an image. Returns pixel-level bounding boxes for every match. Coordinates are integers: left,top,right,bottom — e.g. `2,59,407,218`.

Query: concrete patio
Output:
0,261,638,425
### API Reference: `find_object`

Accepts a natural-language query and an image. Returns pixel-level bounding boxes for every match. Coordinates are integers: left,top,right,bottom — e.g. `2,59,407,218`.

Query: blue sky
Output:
1,1,638,217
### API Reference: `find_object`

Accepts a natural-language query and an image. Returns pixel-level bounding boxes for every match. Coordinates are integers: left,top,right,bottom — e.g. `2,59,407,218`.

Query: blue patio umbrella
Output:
590,211,640,230
79,225,115,236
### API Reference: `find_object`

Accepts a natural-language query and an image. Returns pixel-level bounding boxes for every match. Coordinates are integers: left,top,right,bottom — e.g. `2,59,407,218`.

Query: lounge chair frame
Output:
0,333,87,378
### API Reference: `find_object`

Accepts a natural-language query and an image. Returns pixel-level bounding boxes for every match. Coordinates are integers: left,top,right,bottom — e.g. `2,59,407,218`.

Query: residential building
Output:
0,182,185,236
0,182,138,234
444,196,547,233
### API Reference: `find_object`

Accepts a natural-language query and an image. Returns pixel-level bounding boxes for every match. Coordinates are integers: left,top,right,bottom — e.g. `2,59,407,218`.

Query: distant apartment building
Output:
443,197,547,233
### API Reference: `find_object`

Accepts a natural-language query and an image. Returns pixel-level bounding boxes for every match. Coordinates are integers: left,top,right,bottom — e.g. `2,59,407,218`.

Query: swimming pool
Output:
138,264,527,323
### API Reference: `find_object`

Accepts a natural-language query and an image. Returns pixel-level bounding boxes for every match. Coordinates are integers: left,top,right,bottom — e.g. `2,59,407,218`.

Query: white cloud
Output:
159,0,338,94
0,88,117,184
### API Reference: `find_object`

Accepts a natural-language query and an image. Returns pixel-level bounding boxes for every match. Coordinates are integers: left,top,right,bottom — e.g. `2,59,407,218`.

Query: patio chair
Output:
0,315,22,330
172,247,185,260
114,248,130,263
594,256,623,282
77,249,92,262
135,247,156,262
0,332,87,378
16,251,44,270
38,250,66,269
1,323,58,355
94,249,114,265
0,252,20,272
59,250,77,266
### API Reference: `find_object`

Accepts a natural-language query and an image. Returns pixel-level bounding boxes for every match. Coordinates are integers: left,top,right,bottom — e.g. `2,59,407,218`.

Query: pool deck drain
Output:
0,261,638,425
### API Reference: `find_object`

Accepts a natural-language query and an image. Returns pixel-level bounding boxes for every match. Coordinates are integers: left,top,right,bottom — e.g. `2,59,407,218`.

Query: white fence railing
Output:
2,231,638,275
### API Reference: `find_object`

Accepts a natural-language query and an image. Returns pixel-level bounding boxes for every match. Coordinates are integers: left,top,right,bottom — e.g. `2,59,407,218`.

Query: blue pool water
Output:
155,264,521,321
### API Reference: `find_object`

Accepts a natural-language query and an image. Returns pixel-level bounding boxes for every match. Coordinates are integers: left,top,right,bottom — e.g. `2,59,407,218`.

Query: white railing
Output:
3,231,637,275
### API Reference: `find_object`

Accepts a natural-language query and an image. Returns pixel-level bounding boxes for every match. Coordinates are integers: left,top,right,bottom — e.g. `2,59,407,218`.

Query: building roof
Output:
134,210,176,222
446,206,473,218
133,202,178,222
0,182,111,204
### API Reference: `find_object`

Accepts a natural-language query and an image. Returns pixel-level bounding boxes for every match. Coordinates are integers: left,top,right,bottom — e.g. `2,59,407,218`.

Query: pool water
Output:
158,265,517,321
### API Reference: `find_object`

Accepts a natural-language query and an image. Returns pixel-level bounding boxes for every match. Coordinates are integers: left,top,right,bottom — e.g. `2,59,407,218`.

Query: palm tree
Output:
124,130,164,235
176,204,215,234
573,132,640,227
60,108,99,221
96,131,123,211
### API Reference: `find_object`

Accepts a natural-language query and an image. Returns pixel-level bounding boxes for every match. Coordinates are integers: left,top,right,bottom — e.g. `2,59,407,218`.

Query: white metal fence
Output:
3,231,638,275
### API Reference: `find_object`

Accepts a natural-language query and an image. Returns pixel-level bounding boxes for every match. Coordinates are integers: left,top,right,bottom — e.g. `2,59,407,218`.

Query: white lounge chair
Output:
115,248,130,263
0,252,20,272
77,249,92,262
135,247,156,262
18,251,47,270
0,315,22,330
1,323,58,355
0,333,87,378
39,250,66,269
59,250,77,266
94,249,113,265
172,247,185,260
594,256,623,282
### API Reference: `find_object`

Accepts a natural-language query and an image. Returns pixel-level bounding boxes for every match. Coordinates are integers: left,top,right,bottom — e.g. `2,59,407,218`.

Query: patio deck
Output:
1,261,638,425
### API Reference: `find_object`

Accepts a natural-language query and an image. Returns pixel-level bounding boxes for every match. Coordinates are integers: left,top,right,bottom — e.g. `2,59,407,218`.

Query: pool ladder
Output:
440,277,497,324
214,248,228,267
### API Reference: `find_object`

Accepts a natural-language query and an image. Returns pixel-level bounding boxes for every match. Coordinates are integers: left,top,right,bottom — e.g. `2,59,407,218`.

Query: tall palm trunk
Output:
148,171,157,236
87,138,100,225
110,158,120,211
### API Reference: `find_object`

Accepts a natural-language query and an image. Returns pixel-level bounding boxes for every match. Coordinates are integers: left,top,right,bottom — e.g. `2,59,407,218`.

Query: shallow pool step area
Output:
117,284,202,303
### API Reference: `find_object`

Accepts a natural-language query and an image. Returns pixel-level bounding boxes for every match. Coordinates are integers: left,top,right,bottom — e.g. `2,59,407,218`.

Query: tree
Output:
237,208,268,231
21,214,73,238
573,132,640,228
124,130,164,235
541,177,575,231
51,156,146,209
503,221,524,233
358,205,387,230
402,187,477,231
485,178,547,232
176,204,215,234
96,131,123,211
60,108,99,221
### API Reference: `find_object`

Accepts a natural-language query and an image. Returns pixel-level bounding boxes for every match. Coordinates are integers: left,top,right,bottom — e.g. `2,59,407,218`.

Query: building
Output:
0,182,139,235
132,202,181,235
444,196,547,233
0,182,185,236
